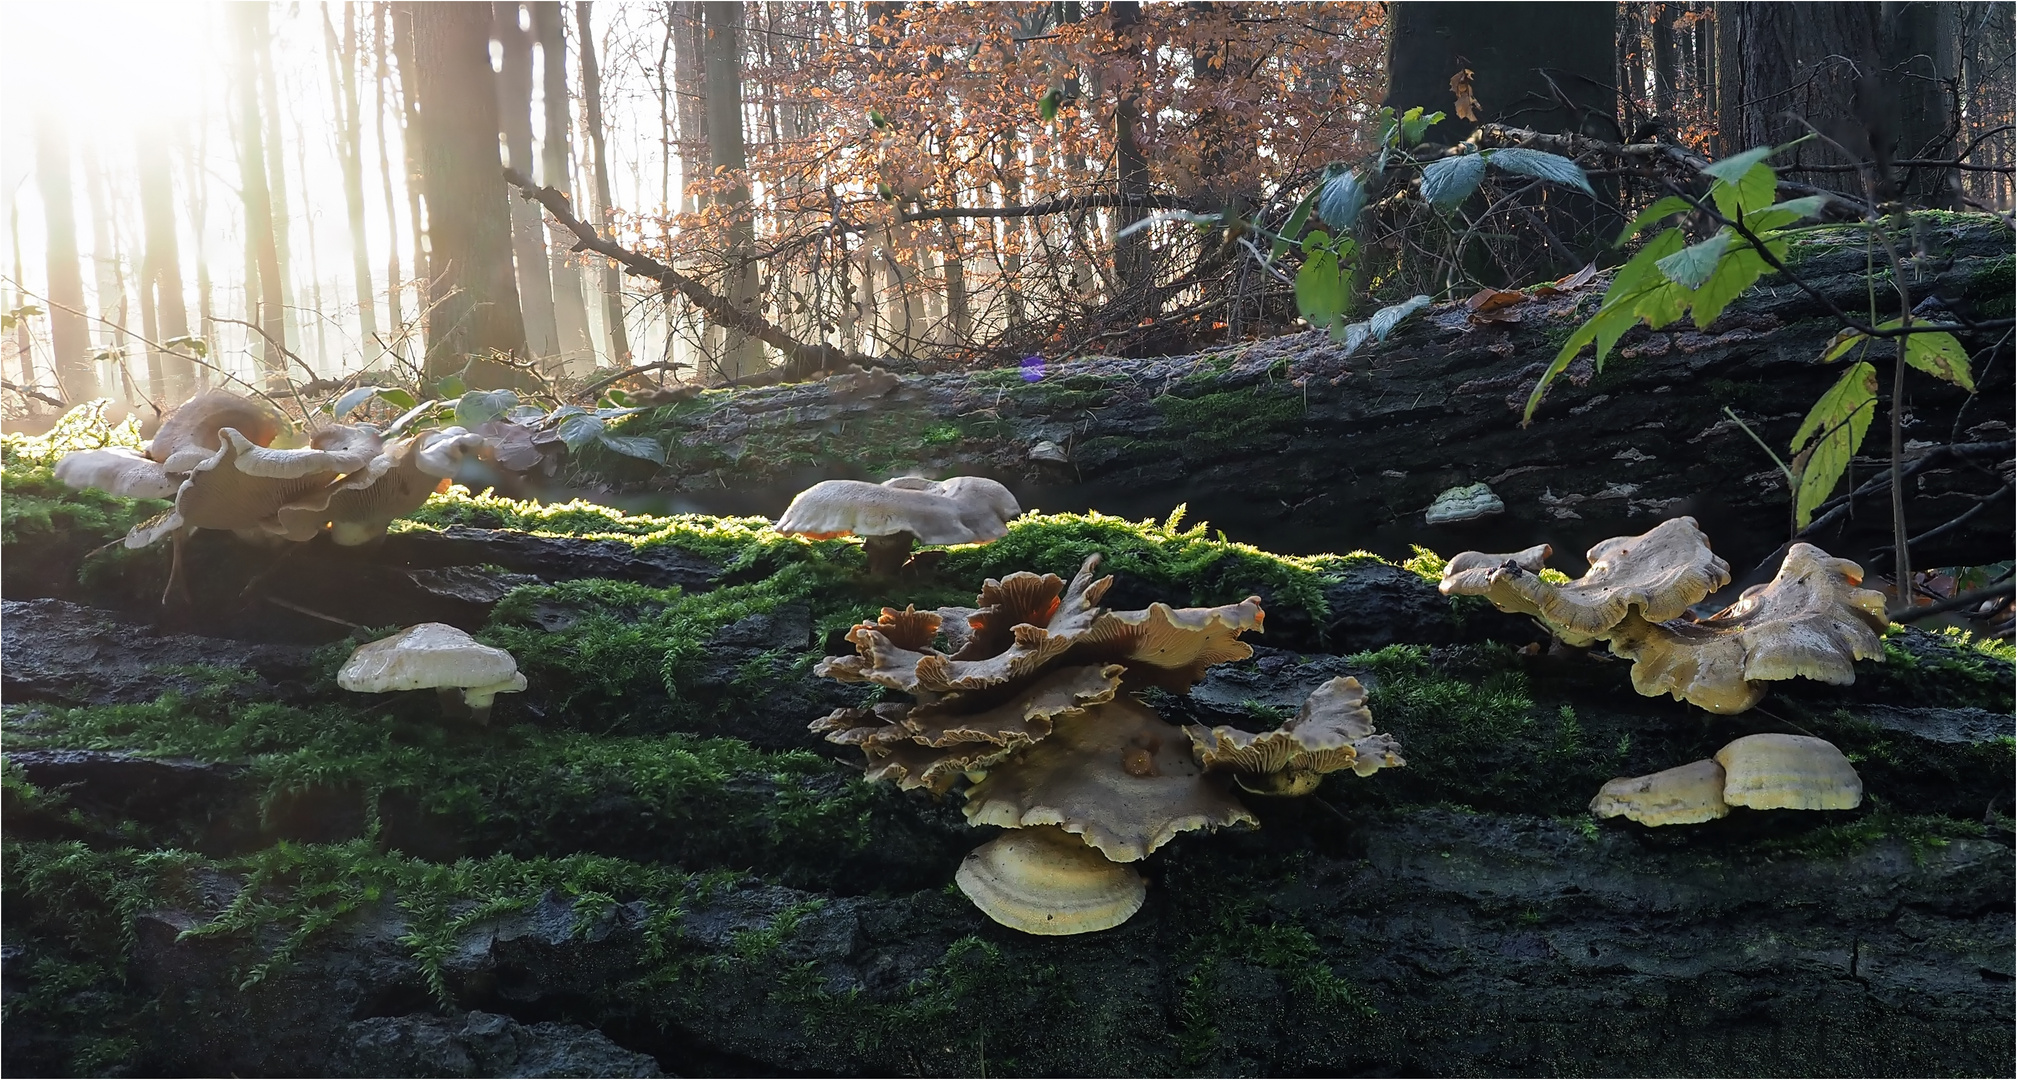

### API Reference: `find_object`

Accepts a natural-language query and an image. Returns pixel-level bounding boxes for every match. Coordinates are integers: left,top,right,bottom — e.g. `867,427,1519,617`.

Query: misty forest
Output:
2,1,2014,1076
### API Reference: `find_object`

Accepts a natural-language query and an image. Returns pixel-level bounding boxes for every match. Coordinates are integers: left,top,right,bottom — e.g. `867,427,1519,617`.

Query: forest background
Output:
0,1,2011,419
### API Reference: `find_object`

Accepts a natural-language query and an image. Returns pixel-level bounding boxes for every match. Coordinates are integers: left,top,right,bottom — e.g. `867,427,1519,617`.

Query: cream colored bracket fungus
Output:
1590,733,1861,826
276,427,487,545
812,554,1402,935
954,825,1147,936
337,623,527,723
775,475,1021,576
1439,516,1730,644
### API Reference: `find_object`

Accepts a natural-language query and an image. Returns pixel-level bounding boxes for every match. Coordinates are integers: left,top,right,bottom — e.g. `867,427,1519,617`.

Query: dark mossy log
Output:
573,214,2014,574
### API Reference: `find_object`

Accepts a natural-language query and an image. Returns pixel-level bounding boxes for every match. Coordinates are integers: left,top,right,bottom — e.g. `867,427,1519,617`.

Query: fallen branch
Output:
1,379,67,410
1890,580,2016,624
504,167,865,384
899,192,1203,223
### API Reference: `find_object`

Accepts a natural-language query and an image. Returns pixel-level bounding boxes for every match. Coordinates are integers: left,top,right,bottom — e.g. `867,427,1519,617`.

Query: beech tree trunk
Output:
495,1,561,365
400,0,531,385
703,0,761,379
253,12,300,364
323,5,378,345
33,114,96,404
373,3,406,359
233,3,287,388
576,1,632,365
1109,1,1150,310
527,2,594,375
79,144,127,399
136,129,192,400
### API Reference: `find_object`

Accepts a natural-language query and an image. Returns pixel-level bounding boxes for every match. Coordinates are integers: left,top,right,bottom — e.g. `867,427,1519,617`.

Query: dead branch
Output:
899,192,1204,223
1,379,67,410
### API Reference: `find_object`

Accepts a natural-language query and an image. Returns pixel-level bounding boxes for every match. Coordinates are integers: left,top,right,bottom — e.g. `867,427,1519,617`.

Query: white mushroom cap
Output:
337,623,526,708
954,825,1147,936
53,447,182,499
774,475,1022,545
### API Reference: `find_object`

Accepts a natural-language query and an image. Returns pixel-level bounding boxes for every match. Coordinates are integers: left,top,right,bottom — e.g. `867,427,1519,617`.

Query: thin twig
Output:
1891,581,2016,624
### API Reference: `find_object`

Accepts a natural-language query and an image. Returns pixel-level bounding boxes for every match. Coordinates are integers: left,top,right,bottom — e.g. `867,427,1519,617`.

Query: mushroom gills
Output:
954,825,1146,936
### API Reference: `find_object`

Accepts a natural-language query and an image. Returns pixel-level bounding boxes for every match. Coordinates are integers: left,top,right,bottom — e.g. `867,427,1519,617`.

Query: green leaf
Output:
1038,88,1060,123
597,433,667,464
1484,148,1595,194
1757,194,1829,224
1655,231,1733,289
869,108,890,130
1270,185,1323,263
1732,161,1778,216
1700,145,1775,185
1399,107,1444,146
434,375,468,399
162,335,209,358
1613,195,1694,246
1789,361,1879,528
1687,246,1769,327
454,389,519,429
1602,227,1686,306
1523,318,1603,425
1314,169,1368,231
1819,330,1867,363
556,412,606,451
1888,325,1976,391
377,388,417,410
1294,243,1348,330
1420,154,1485,207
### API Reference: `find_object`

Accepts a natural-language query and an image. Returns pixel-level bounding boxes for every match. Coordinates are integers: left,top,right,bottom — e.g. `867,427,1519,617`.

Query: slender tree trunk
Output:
33,113,97,404
253,10,300,362
324,5,379,345
233,4,287,388
496,1,561,364
1109,1,1150,310
373,2,408,361
670,0,714,372
9,195,46,408
179,125,216,387
137,129,193,399
532,1,595,374
80,144,128,392
400,0,531,385
1650,1,1677,113
577,1,632,364
292,118,330,375
390,3,430,323
702,0,760,378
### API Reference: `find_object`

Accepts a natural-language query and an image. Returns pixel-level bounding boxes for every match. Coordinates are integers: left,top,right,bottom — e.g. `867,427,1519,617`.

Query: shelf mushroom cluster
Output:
1439,517,1889,713
53,391,490,601
1590,733,1864,826
774,475,1022,576
810,554,1404,935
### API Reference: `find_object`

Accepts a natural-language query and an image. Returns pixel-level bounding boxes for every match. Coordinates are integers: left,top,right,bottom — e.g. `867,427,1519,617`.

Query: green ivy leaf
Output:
1613,195,1695,246
1314,169,1368,231
1655,231,1733,289
454,389,519,429
597,433,667,464
1270,184,1323,264
556,412,606,451
1789,360,1879,528
1419,153,1485,208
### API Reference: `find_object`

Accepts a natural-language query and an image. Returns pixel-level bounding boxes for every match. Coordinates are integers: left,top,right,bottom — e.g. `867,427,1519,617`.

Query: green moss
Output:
0,408,169,549
1865,625,2016,711
1151,386,1304,456
1748,806,1989,862
1967,253,2013,318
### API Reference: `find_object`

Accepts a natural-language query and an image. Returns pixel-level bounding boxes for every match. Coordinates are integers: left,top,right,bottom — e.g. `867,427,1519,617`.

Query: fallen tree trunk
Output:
574,215,2013,575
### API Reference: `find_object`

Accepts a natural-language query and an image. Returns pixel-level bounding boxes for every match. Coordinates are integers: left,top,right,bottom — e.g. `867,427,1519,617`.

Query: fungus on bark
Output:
337,622,527,723
1185,676,1406,796
1714,733,1863,811
1603,544,1888,714
52,447,183,499
276,427,486,545
1588,758,1731,826
774,475,1022,576
953,825,1146,936
1440,517,1729,644
810,553,1401,934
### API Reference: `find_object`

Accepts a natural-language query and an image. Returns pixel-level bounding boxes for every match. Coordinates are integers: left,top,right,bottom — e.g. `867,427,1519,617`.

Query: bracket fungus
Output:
1590,733,1862,825
811,554,1402,934
1443,521,1880,714
775,475,1022,576
336,622,527,723
1424,482,1504,525
276,427,487,545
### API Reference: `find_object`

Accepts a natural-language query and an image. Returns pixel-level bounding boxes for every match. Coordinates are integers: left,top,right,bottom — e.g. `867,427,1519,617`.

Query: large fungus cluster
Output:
53,391,491,601
1440,517,1887,713
812,554,1404,935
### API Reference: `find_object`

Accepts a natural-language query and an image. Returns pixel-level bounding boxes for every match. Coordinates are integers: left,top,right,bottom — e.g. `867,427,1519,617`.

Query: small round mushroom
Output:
1714,733,1863,811
954,825,1146,936
774,475,1021,576
1588,758,1731,826
337,622,527,724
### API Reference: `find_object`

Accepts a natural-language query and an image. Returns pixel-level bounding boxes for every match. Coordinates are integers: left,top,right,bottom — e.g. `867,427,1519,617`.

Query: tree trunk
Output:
179,124,217,387
669,0,711,373
532,0,596,375
233,3,287,389
389,2,430,330
373,2,406,362
576,1,632,365
136,129,193,400
399,0,530,386
702,0,761,379
495,1,561,365
323,5,379,346
1715,3,1952,201
33,114,97,404
79,144,128,398
1384,2,1620,143
1649,1,1677,113
1108,1,1150,312
252,8,300,364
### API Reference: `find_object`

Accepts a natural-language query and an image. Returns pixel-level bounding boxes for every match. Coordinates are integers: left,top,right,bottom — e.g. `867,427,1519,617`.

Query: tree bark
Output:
589,218,2012,574
78,144,127,400
400,0,530,386
233,3,287,389
252,9,300,366
33,114,97,404
323,5,378,345
576,1,632,365
1384,2,1620,143
389,3,430,332
1649,1,1677,113
136,129,193,399
373,3,406,360
495,2,561,365
529,1,595,375
701,0,762,379
1109,1,1150,311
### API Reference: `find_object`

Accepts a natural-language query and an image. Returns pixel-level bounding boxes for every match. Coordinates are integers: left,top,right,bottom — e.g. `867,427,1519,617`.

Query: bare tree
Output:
253,5,301,360
79,143,129,398
531,1,596,373
577,1,632,364
400,0,531,384
495,1,561,363
372,2,407,357
233,3,288,387
33,114,96,403
702,0,760,377
323,5,379,344
136,128,193,398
